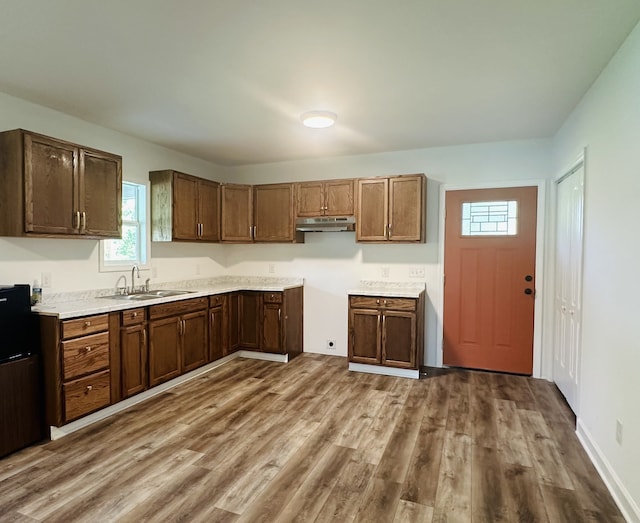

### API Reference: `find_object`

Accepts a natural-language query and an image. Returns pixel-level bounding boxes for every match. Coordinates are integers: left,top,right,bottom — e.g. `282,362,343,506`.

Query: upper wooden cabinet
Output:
296,179,354,217
356,174,426,243
221,183,303,243
221,184,253,242
149,170,220,242
0,129,122,239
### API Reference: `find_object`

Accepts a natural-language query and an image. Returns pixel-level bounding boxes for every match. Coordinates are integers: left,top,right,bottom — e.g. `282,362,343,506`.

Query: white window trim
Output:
99,181,151,273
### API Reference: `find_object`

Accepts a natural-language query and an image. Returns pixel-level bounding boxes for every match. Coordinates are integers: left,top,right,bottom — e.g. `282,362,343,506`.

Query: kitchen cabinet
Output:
120,308,147,399
209,294,228,361
348,293,425,371
230,288,303,358
221,183,303,243
0,129,122,239
148,297,208,387
221,184,253,242
296,179,355,217
40,313,113,426
356,174,426,243
149,170,220,242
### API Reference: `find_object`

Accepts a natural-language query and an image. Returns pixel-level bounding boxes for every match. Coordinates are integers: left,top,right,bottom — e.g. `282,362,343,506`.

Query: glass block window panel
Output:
461,200,517,236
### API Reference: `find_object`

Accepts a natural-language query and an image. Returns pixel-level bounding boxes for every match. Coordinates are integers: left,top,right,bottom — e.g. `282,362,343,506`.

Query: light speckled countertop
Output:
347,281,425,298
32,276,304,319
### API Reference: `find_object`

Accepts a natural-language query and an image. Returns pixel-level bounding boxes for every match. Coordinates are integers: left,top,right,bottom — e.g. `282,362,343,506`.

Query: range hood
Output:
295,216,356,232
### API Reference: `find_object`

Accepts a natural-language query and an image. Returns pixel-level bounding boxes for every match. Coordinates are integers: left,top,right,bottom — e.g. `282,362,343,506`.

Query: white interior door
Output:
553,162,584,413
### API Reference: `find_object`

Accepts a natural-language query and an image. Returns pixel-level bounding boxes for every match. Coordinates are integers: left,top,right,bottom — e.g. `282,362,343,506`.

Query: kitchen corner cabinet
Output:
120,308,148,399
348,293,425,370
296,179,355,217
0,129,122,239
149,170,220,242
148,297,208,387
356,174,426,243
40,313,113,426
230,288,303,358
221,183,303,243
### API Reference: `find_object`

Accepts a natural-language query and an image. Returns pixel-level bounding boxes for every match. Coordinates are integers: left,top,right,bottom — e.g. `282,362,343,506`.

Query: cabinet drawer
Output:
149,297,208,320
62,332,110,380
263,292,282,304
209,294,226,308
61,314,109,339
349,296,416,311
63,370,111,422
122,308,146,326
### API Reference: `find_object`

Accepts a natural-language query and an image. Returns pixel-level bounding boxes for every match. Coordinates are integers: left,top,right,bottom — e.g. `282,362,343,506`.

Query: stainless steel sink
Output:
100,290,193,300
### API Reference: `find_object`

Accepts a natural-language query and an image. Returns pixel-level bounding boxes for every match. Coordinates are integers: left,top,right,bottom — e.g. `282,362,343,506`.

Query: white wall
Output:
226,140,552,366
553,20,640,518
0,91,229,291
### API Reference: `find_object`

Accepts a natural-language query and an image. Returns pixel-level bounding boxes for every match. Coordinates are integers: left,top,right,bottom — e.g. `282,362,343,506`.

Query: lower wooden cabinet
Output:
229,288,303,358
209,294,228,361
63,369,111,422
120,308,147,398
348,293,425,370
148,297,208,387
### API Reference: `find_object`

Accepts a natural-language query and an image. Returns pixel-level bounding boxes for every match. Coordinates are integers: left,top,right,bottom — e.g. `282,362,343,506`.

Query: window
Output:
461,200,518,236
100,182,148,271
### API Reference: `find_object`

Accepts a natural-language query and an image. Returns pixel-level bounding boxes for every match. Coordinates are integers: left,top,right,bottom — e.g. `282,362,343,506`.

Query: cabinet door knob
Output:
376,299,380,305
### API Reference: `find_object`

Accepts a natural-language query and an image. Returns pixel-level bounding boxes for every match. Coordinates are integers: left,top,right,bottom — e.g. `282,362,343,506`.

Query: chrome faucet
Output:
131,265,140,293
115,274,128,295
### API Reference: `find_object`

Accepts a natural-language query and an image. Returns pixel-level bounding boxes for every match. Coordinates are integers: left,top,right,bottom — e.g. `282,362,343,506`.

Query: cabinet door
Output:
388,175,424,242
254,184,295,242
228,293,240,352
221,184,253,242
238,292,260,350
121,323,147,398
24,133,79,235
296,182,324,217
209,305,225,361
325,179,354,216
356,178,388,241
349,308,381,364
173,173,199,240
148,316,182,387
198,179,220,241
382,311,417,369
262,303,283,353
182,310,208,373
80,148,122,237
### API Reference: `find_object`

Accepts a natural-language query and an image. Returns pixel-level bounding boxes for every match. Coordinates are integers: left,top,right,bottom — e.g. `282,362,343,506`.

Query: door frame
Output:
437,179,548,378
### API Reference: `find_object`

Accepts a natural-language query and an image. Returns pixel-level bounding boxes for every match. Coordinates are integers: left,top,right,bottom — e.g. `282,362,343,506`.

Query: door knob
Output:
525,275,533,282
524,288,533,295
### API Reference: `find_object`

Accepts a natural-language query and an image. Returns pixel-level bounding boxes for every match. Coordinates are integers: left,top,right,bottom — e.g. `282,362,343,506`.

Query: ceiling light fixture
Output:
301,110,337,128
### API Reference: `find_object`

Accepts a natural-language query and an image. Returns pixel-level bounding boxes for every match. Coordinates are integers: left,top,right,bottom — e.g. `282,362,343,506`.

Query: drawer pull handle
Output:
384,300,388,306
376,299,380,305
132,312,137,317
86,346,92,352
84,321,91,327
86,385,93,392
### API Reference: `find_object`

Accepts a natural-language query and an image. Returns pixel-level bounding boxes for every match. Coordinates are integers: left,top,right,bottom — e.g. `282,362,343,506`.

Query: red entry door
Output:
443,186,537,375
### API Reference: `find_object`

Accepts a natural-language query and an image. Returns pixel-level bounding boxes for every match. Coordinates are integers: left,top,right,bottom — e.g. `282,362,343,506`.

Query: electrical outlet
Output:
381,266,390,278
409,267,425,278
268,263,275,274
616,420,623,445
326,339,336,350
41,272,52,288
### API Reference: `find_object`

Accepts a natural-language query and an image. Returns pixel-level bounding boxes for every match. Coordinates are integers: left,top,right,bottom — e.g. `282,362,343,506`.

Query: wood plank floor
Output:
0,354,624,522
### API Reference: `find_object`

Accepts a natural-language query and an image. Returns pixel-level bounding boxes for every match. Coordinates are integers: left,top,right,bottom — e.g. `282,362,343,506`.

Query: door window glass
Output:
461,200,517,236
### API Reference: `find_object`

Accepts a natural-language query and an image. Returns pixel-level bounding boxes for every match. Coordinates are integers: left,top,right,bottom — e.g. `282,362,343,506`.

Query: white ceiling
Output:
1,1,639,166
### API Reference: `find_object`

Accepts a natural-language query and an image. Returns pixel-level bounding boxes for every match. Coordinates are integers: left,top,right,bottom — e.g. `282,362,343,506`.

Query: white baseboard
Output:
576,418,640,523
50,350,286,440
348,362,419,379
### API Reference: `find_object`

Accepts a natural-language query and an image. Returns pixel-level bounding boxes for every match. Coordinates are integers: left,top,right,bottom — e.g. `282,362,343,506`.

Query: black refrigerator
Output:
0,284,46,457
